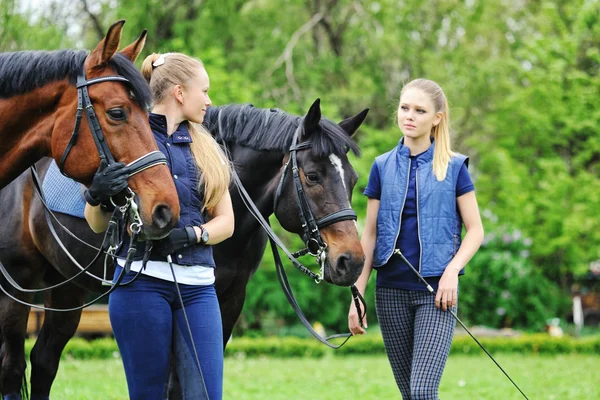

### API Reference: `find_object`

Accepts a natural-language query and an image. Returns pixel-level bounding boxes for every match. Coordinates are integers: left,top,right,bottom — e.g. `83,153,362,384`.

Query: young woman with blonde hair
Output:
348,79,484,399
84,52,233,400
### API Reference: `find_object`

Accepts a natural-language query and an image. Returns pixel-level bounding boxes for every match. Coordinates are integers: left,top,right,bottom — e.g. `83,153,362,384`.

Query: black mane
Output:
0,50,152,110
204,104,360,158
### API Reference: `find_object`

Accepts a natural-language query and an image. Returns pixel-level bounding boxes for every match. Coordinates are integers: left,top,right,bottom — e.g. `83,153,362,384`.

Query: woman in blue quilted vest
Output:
348,79,484,399
84,52,234,400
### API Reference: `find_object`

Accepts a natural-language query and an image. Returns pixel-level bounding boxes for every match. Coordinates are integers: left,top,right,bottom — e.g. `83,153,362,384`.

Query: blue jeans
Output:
109,268,223,400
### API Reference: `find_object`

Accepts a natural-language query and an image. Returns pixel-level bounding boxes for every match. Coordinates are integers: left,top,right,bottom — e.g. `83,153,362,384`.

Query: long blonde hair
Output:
141,52,230,211
402,79,453,181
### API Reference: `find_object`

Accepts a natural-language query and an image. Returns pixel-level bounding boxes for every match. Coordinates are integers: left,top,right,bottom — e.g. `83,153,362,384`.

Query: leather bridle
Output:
273,126,357,280
217,109,366,348
58,64,167,180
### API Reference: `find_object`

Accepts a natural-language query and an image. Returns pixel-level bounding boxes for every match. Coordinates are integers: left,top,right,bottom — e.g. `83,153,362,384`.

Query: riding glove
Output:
84,161,129,207
153,226,199,259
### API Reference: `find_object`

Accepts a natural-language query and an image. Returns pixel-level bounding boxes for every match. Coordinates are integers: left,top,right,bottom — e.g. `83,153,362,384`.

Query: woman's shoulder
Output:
450,152,468,166
374,147,398,164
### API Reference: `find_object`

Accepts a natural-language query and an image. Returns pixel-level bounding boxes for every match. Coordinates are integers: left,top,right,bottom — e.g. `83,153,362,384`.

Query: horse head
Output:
50,20,179,239
273,99,368,286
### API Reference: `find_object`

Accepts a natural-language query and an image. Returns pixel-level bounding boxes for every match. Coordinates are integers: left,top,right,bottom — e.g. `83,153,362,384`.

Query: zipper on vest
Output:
415,166,423,273
453,234,457,255
384,157,411,266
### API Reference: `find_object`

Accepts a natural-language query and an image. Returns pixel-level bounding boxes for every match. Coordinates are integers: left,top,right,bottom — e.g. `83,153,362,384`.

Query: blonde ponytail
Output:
188,123,231,211
140,53,161,83
403,79,454,181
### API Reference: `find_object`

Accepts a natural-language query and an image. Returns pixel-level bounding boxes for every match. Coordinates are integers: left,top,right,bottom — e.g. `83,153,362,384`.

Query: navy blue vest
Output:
373,140,467,277
117,113,215,267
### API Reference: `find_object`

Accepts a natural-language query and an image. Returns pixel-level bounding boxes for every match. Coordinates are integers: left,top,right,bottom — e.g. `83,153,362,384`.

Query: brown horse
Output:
0,101,367,399
0,20,179,240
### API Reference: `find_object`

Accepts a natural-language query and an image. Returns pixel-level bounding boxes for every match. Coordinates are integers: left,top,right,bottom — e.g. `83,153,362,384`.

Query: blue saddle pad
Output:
41,160,87,219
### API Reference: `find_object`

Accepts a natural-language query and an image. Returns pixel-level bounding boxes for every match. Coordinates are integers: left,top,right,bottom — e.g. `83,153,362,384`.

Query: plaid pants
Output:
376,287,456,400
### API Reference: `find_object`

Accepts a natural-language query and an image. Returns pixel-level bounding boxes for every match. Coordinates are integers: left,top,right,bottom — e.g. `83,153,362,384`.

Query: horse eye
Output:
107,108,127,121
305,172,320,183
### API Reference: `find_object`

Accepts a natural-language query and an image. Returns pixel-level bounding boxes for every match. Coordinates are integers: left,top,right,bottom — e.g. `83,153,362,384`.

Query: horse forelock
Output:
205,104,360,158
107,53,153,111
0,50,152,110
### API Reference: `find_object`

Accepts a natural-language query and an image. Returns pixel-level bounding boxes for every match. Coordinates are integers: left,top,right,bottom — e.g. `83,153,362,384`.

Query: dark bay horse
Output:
0,19,179,238
0,100,367,399
205,100,367,339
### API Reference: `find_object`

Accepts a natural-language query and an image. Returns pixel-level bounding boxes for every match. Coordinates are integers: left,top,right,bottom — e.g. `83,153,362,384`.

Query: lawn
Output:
48,354,599,399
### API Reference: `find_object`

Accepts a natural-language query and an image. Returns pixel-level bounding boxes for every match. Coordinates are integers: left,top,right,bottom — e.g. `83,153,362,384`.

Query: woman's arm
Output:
348,198,379,335
437,191,484,310
195,191,235,245
84,203,113,233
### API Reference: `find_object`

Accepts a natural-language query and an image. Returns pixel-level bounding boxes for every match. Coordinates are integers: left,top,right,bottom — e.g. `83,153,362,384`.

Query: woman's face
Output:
397,87,442,140
181,66,212,124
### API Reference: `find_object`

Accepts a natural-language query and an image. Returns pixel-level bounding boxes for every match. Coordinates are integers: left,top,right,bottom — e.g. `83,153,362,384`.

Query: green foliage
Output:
459,219,571,331
25,338,120,360
21,333,600,363
5,0,600,333
0,0,74,51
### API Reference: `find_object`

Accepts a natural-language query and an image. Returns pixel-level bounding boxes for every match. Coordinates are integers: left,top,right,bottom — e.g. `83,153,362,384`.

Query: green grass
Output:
48,354,599,399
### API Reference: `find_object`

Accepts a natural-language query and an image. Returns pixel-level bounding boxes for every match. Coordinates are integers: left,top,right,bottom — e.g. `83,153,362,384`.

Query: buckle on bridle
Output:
307,237,322,256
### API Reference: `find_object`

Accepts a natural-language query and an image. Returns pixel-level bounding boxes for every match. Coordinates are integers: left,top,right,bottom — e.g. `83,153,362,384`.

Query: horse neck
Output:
229,144,285,237
0,81,69,188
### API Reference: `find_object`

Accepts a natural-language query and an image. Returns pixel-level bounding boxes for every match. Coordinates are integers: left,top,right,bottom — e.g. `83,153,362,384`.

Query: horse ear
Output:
88,20,125,67
120,29,147,62
302,98,321,139
339,108,369,137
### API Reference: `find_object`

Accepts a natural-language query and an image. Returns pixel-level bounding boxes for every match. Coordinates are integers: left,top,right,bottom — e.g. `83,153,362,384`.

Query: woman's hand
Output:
348,301,367,335
84,161,129,206
153,227,198,258
436,268,459,311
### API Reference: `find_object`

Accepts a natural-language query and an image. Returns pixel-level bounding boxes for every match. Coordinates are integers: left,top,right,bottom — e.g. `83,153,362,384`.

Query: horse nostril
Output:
152,204,173,230
337,253,352,271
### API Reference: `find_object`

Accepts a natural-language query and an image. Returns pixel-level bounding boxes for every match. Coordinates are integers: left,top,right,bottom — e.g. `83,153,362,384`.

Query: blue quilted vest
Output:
117,113,215,267
373,140,468,277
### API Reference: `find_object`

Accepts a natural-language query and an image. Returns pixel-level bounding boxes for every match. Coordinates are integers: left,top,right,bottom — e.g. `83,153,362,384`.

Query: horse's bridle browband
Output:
58,65,167,180
274,127,358,260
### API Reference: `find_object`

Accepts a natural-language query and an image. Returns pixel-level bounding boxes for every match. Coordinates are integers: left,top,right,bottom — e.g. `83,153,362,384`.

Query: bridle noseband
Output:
274,127,357,278
58,65,167,187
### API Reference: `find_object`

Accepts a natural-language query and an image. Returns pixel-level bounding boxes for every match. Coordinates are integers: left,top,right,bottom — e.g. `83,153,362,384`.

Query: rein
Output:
232,163,365,349
218,111,366,348
394,250,530,399
0,191,141,312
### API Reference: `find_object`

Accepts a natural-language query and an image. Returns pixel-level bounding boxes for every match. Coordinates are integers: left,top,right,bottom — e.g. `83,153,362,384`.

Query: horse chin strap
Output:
58,63,167,187
273,126,358,281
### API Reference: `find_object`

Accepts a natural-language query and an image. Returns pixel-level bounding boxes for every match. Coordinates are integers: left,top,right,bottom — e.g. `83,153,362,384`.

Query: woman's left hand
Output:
436,269,459,311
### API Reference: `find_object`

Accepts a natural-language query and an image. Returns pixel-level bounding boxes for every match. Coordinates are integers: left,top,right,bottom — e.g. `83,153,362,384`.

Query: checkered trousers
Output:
375,287,456,400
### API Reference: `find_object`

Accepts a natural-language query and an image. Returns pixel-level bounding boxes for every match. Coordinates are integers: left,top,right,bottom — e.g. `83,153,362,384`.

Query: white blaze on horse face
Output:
328,154,352,210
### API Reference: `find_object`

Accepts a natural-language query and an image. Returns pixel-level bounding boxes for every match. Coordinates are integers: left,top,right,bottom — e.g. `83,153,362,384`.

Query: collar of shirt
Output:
149,113,193,144
397,137,434,166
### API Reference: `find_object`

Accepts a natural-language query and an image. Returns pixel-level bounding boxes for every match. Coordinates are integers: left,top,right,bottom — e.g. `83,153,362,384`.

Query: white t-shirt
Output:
117,259,215,286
